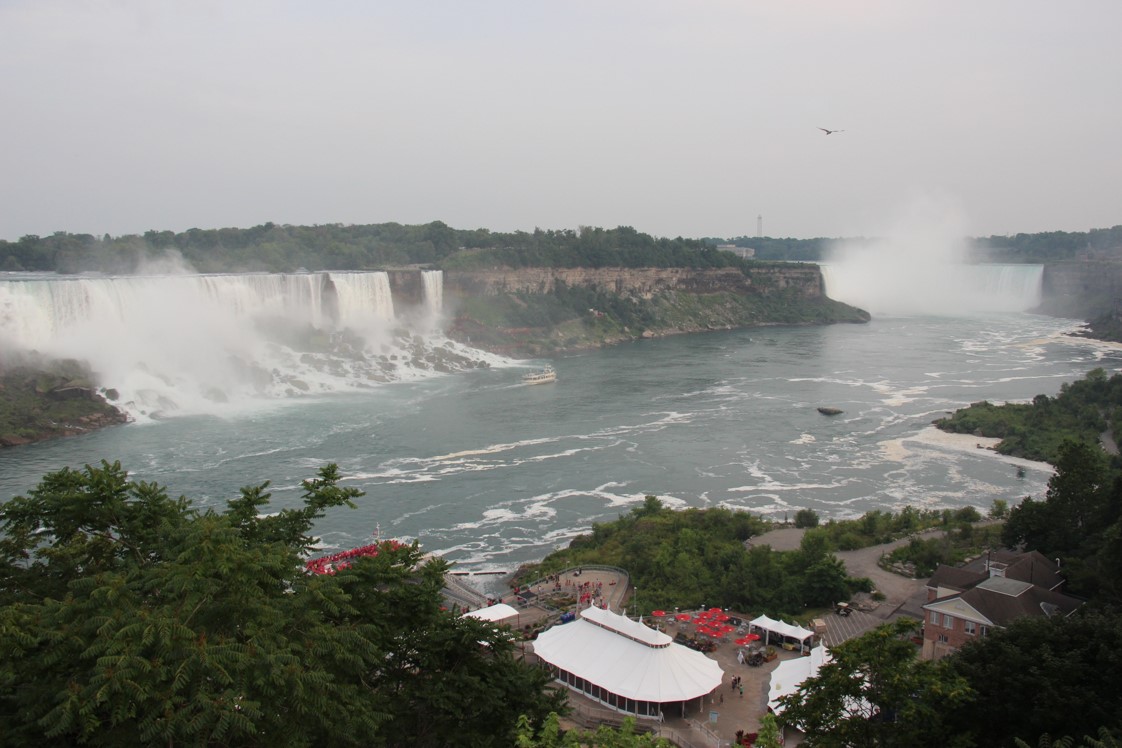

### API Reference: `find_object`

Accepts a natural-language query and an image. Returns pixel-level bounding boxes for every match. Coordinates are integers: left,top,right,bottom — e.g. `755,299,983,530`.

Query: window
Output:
944,614,955,630
937,634,949,643
965,621,976,636
980,625,989,637
930,611,941,626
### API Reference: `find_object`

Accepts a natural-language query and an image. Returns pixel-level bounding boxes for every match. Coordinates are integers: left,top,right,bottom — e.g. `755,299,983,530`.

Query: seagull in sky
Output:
818,127,844,135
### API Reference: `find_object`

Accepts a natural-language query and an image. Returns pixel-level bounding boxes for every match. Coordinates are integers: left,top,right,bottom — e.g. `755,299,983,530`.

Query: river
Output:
4,271,1121,597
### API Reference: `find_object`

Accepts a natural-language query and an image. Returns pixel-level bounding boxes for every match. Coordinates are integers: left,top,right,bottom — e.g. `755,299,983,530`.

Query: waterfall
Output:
821,263,1044,316
0,271,494,420
422,270,443,317
328,271,396,330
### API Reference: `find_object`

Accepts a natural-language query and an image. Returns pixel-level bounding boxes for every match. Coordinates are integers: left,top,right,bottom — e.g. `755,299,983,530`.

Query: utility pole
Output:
757,214,763,238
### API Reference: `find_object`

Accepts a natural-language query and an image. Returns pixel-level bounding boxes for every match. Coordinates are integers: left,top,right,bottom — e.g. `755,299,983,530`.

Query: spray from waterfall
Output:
0,270,497,421
820,198,1042,315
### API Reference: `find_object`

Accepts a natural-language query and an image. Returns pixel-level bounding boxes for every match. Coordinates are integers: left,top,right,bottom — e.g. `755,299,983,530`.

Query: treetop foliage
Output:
517,497,856,617
0,461,562,746
0,222,758,275
7,221,1116,275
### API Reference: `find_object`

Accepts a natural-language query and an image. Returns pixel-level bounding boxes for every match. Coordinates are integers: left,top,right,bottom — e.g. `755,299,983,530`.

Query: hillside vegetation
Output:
934,367,1122,463
6,221,1120,274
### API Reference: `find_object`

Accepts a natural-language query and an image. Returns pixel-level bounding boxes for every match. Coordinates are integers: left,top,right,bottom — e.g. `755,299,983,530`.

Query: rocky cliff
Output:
442,264,825,301
440,264,867,356
1040,261,1122,319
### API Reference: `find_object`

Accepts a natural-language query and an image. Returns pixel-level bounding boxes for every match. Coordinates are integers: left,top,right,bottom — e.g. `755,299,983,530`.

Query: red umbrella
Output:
735,636,754,646
651,609,667,617
675,613,693,622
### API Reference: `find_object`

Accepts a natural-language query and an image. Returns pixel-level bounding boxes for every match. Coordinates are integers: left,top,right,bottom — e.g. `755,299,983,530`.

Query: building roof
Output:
954,581,1082,627
923,549,1082,629
768,645,831,715
531,607,724,703
928,550,1066,596
927,565,982,593
750,614,815,643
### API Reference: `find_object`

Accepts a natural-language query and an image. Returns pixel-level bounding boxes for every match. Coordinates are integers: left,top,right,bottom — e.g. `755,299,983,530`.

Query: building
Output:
531,606,724,719
920,550,1083,660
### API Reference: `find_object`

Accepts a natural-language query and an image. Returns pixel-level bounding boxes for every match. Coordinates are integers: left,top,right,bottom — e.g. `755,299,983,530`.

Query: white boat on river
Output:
522,366,556,385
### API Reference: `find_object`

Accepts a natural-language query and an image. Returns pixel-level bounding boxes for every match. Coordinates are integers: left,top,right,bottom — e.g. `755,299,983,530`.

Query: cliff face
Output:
442,265,825,301
440,264,866,356
1040,262,1122,319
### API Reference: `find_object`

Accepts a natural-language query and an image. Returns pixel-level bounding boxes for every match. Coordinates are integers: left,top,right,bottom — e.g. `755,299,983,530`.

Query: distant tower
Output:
757,214,762,238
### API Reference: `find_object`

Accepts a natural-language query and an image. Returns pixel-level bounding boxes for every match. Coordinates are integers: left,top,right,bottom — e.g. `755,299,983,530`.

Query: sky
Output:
1,0,1120,242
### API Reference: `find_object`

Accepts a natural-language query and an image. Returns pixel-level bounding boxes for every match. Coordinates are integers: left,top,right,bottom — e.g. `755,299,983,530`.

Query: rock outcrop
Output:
443,265,825,301
1,359,130,448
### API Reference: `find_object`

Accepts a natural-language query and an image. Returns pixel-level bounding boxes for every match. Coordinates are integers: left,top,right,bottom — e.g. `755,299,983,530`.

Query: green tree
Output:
947,610,1122,747
777,619,973,747
0,461,562,746
755,712,783,748
794,508,820,528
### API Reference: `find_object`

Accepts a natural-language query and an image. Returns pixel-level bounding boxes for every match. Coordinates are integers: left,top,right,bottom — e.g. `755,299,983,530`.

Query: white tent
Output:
767,645,831,715
464,603,520,623
532,606,724,704
750,614,815,649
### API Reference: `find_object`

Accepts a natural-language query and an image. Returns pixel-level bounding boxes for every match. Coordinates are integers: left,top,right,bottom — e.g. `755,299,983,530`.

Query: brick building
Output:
920,550,1083,660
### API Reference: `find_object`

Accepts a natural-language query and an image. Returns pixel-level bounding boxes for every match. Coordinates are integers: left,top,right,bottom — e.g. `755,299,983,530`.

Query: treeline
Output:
0,222,751,275
935,367,1122,463
975,224,1122,263
710,225,1122,263
7,220,1119,274
705,235,834,262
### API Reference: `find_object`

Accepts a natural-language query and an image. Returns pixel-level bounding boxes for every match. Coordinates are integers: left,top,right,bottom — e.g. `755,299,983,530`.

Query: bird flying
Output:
818,128,844,135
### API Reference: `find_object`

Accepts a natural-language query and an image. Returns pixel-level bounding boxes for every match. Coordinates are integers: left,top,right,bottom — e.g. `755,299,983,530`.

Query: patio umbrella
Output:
651,609,667,617
675,613,693,622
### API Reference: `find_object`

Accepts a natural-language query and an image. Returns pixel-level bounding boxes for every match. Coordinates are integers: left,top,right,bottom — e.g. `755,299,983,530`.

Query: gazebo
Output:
532,607,724,718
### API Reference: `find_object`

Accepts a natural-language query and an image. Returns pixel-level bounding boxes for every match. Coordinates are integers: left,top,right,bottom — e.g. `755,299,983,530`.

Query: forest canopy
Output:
4,221,1119,274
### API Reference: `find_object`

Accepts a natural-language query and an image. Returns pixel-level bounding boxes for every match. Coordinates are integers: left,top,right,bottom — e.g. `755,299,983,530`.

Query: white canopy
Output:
768,645,831,715
532,607,724,703
464,603,520,623
750,614,815,644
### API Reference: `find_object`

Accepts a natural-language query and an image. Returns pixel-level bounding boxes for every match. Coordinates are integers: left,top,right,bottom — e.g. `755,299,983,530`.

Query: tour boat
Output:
522,366,556,385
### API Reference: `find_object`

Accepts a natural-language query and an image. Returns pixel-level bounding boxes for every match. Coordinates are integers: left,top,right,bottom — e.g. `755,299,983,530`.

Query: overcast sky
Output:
1,1,1119,243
